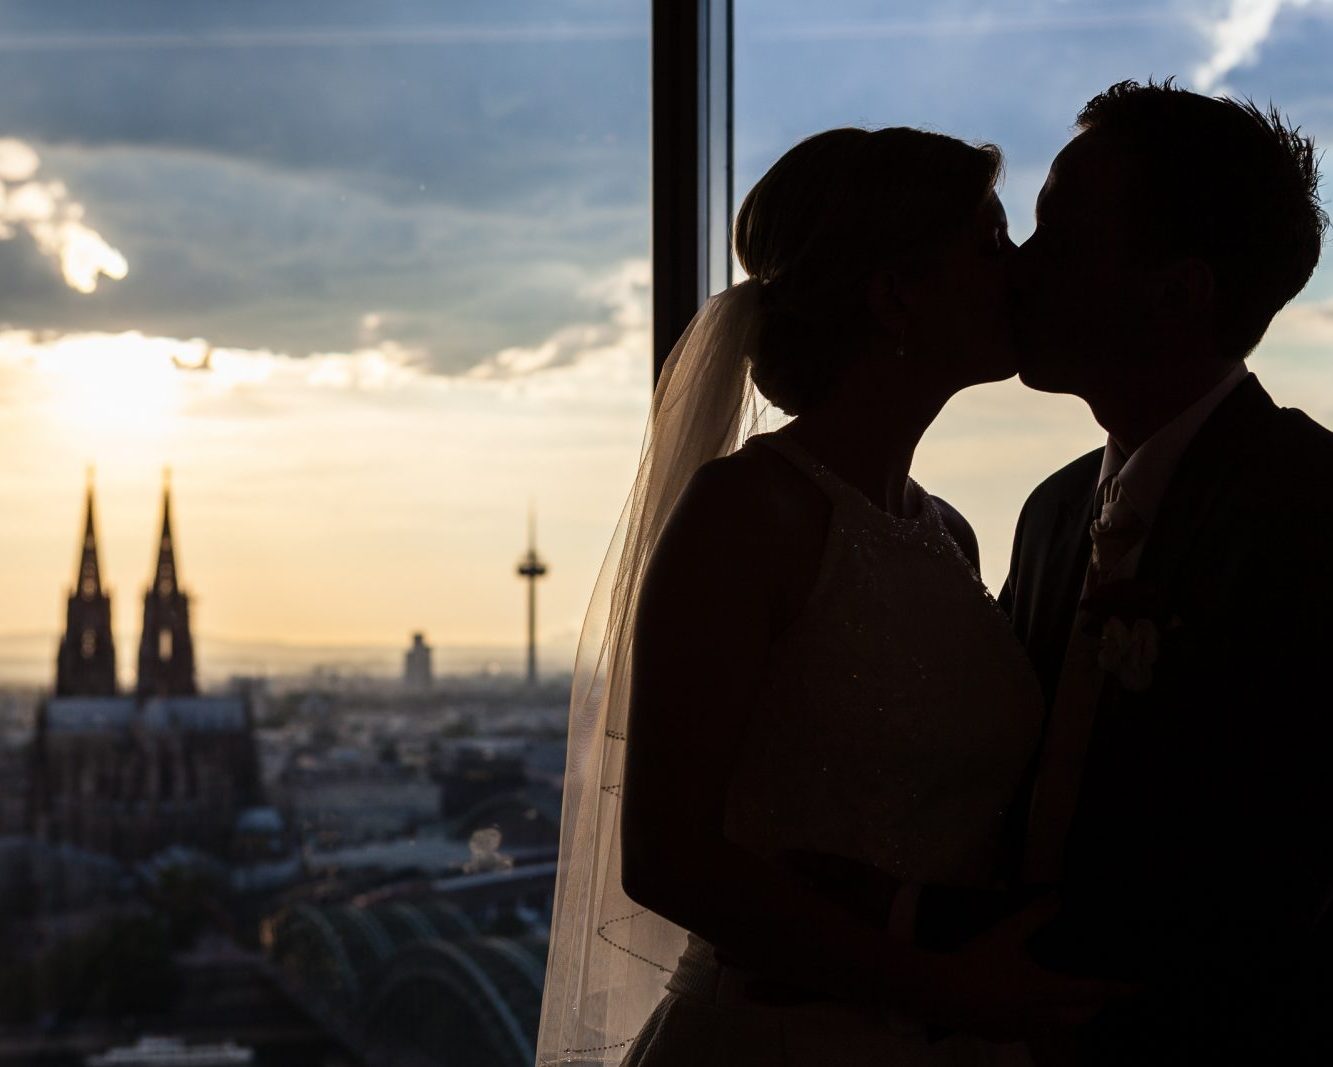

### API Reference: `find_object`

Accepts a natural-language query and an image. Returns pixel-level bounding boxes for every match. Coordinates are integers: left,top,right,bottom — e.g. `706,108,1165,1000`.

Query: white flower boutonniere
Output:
1096,617,1160,694
1080,579,1183,695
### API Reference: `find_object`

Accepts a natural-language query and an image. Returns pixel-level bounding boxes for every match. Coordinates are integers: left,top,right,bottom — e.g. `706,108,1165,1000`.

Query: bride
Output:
537,127,1113,1066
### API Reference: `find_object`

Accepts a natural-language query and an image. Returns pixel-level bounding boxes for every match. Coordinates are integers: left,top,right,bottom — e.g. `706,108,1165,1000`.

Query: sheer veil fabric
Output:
537,279,777,1064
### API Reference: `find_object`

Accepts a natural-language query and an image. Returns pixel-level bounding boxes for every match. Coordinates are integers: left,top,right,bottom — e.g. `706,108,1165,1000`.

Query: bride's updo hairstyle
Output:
734,127,1003,416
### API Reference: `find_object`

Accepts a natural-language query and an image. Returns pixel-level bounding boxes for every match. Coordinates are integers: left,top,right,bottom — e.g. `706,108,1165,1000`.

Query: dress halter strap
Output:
749,431,932,526
748,431,849,504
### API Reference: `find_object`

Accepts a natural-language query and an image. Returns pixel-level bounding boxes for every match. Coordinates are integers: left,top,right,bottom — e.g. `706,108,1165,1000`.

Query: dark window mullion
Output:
651,0,734,385
703,0,734,299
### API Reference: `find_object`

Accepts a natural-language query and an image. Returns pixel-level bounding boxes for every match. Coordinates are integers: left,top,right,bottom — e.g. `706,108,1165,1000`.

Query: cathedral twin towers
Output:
39,480,256,862
56,475,198,698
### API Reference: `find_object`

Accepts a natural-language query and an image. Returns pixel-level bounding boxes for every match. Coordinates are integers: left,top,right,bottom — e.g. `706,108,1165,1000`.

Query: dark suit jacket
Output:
1001,375,1333,1064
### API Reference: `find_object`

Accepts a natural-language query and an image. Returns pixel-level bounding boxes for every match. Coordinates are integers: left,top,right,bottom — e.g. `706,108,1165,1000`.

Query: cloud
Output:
0,3,649,381
1266,297,1333,346
0,140,127,294
0,7,649,211
1192,0,1332,93
302,342,428,392
0,23,646,53
0,140,644,378
0,139,38,181
466,259,648,380
759,10,1182,41
0,327,441,444
0,265,652,430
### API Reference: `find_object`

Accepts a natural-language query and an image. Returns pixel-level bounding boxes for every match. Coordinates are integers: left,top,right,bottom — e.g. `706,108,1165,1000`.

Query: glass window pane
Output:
0,4,649,1063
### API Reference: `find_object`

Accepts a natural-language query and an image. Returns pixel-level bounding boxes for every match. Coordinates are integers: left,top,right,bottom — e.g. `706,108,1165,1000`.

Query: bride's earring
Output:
895,327,907,359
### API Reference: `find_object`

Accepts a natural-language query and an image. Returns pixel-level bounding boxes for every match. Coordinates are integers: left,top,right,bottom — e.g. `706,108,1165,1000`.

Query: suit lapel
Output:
1055,492,1096,589
1030,480,1098,706
1136,375,1277,587
1017,370,1273,712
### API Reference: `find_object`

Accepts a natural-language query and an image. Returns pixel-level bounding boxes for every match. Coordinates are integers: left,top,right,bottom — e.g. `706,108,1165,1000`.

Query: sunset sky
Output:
1,0,1330,685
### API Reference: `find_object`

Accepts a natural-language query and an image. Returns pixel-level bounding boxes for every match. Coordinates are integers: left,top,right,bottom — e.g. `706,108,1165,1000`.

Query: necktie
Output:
1088,475,1145,588
1022,475,1145,884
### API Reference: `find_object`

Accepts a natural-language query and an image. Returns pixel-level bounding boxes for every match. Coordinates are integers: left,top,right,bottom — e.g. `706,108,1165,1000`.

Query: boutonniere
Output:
1079,579,1183,694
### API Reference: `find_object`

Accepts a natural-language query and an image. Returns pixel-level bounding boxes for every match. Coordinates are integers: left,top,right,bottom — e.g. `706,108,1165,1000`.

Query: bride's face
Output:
900,192,1020,388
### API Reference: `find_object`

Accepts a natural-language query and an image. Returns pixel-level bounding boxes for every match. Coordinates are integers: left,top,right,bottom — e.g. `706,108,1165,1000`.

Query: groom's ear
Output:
866,268,909,334
1150,256,1215,321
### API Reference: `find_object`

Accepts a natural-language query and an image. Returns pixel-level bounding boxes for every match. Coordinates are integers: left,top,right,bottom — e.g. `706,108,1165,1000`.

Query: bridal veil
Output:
536,278,774,1064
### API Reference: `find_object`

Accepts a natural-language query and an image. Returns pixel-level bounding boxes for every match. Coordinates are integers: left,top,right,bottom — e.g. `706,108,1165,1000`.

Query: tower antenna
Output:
516,504,549,686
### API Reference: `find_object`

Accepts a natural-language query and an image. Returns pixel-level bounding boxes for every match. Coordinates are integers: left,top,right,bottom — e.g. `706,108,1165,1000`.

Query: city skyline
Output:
0,470,580,686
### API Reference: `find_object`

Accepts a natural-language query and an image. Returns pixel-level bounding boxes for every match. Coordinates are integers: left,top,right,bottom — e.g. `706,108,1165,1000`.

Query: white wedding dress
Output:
620,430,1045,1066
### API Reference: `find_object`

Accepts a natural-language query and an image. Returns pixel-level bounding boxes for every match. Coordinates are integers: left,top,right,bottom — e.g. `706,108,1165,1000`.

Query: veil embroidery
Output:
537,278,777,1064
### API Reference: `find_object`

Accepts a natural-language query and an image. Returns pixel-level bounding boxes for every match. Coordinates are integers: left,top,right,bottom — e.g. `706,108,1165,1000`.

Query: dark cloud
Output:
0,1,648,208
0,0,650,373
0,141,643,371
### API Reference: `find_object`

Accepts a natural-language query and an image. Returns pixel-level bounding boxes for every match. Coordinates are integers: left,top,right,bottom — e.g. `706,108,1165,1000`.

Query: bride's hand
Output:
899,896,1130,1042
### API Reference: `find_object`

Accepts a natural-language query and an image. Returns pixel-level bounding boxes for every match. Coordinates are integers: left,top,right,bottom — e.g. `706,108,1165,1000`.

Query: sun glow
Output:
18,330,185,437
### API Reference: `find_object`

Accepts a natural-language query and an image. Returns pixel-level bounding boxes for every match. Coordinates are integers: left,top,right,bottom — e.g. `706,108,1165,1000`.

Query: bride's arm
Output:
618,456,1111,1029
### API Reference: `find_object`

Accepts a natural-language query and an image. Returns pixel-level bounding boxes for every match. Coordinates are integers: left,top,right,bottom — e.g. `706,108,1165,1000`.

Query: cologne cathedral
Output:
32,477,259,862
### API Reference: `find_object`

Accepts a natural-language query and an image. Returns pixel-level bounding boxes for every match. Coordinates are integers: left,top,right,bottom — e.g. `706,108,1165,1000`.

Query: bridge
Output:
266,862,556,1066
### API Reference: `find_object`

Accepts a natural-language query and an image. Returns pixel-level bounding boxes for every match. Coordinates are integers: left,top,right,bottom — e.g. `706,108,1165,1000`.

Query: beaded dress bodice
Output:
723,432,1044,888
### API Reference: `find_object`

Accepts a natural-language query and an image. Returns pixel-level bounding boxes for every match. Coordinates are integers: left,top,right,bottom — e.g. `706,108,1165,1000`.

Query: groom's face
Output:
1012,131,1150,396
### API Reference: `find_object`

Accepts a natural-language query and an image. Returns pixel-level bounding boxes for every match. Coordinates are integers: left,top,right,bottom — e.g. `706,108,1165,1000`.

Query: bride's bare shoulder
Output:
641,445,828,630
645,443,829,605
677,442,826,536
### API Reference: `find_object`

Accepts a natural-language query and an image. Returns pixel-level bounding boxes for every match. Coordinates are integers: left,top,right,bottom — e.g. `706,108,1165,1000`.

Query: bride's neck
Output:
783,369,949,518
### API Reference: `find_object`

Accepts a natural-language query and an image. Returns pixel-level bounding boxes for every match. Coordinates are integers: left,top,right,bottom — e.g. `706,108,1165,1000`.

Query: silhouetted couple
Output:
539,79,1333,1066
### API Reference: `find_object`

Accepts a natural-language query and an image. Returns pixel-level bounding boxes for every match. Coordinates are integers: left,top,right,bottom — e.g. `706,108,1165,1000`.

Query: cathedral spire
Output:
76,467,103,601
137,468,197,697
151,468,178,599
56,470,117,696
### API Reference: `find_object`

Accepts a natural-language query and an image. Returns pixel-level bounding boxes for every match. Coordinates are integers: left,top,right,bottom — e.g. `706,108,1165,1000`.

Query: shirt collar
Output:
1098,363,1251,528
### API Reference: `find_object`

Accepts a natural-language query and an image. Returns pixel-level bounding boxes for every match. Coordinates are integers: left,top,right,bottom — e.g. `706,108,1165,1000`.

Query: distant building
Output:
31,477,259,862
230,804,302,893
0,746,30,835
403,632,433,692
277,750,437,849
434,740,528,820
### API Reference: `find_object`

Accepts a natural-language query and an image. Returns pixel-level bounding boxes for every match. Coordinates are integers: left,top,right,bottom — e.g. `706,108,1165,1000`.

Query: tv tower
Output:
516,508,548,686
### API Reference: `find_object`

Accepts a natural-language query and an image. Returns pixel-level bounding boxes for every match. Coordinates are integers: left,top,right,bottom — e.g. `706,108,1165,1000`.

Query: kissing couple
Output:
538,78,1333,1066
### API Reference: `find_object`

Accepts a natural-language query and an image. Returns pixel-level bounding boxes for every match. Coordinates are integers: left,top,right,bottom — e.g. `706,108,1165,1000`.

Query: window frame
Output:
651,0,734,384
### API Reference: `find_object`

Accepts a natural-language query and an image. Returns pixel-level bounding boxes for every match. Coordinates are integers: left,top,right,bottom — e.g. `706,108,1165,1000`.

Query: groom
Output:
1003,79,1333,1063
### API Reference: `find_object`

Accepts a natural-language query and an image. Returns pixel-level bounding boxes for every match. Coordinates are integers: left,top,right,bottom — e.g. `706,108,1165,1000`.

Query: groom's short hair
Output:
1077,78,1327,358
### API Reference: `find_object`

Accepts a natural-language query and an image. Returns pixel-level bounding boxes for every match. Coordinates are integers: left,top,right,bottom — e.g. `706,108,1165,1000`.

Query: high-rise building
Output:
55,475,117,696
137,474,198,697
404,632,433,691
